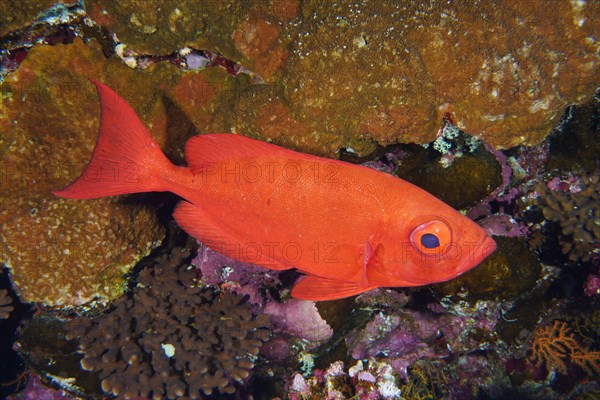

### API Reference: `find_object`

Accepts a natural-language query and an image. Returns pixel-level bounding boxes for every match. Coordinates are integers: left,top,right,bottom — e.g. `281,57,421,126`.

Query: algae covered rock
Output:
394,145,503,210
89,0,250,56
3,0,599,158
228,0,599,155
434,237,542,301
0,39,173,306
0,0,70,36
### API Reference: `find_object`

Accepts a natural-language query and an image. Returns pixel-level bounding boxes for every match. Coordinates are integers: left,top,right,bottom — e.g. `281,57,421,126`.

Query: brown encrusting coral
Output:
3,0,595,157
0,39,174,306
65,248,271,399
534,175,600,262
0,289,14,319
230,0,599,155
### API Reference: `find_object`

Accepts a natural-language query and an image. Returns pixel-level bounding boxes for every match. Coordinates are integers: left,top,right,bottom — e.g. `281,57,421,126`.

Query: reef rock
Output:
0,0,70,35
228,0,599,155
0,39,171,306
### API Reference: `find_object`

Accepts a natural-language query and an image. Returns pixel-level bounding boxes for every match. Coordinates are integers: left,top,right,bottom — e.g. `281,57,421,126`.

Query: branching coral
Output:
530,320,600,376
399,360,448,400
0,289,13,319
66,248,271,399
535,174,600,262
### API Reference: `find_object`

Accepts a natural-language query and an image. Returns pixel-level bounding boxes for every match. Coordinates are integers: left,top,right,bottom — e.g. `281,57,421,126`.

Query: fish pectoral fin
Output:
173,201,291,271
364,238,391,286
291,275,377,301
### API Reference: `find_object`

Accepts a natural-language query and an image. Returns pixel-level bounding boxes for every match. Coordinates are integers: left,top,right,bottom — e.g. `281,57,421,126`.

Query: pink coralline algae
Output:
346,303,500,379
477,214,526,238
6,373,80,400
584,272,600,297
264,299,333,343
192,244,281,307
192,244,333,343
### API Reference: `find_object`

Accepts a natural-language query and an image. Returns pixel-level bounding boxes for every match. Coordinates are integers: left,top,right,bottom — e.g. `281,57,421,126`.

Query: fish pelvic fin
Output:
173,201,292,271
53,81,175,199
291,275,378,301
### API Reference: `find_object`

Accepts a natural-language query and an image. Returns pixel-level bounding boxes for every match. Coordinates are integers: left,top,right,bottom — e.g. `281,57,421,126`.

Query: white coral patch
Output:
378,380,402,398
161,343,175,358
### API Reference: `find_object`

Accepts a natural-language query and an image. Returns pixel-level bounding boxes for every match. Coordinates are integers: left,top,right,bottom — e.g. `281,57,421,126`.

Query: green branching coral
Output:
535,175,600,262
66,248,271,399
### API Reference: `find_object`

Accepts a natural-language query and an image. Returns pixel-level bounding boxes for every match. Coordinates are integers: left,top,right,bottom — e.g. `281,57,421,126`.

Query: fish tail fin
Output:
53,81,175,199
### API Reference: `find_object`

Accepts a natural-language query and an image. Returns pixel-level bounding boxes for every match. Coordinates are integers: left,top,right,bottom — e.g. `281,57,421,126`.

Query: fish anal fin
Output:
291,275,377,301
173,201,290,271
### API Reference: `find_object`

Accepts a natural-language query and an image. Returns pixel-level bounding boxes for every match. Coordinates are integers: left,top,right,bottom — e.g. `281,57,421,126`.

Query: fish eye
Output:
409,220,452,256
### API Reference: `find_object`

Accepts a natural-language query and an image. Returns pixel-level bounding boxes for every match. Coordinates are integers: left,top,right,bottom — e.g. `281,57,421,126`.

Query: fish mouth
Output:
479,235,497,260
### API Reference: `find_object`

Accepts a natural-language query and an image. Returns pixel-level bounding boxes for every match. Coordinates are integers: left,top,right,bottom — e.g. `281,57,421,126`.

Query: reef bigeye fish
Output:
54,81,496,301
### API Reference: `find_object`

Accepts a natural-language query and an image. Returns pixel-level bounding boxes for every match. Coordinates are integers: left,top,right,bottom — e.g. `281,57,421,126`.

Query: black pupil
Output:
421,233,440,249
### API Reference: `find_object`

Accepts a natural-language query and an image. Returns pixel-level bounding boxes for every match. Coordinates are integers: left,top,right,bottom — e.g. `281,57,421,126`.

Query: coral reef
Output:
399,360,448,400
534,174,599,262
435,236,542,300
530,320,600,376
231,0,599,155
394,142,503,209
0,289,13,319
192,244,282,307
192,244,334,344
89,0,246,56
0,0,71,35
6,373,81,400
65,248,271,399
288,358,402,400
264,299,333,343
0,39,171,306
0,2,599,399
4,1,597,158
346,300,500,380
584,271,600,297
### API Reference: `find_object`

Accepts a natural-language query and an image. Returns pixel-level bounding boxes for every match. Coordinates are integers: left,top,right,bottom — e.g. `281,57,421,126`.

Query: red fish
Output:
54,82,496,301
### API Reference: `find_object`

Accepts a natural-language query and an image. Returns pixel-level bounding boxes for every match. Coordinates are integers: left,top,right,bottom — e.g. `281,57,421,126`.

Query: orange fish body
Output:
54,82,496,301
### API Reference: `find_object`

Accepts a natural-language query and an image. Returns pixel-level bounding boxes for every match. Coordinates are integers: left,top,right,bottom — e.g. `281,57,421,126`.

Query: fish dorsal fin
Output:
185,134,312,172
291,275,377,301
